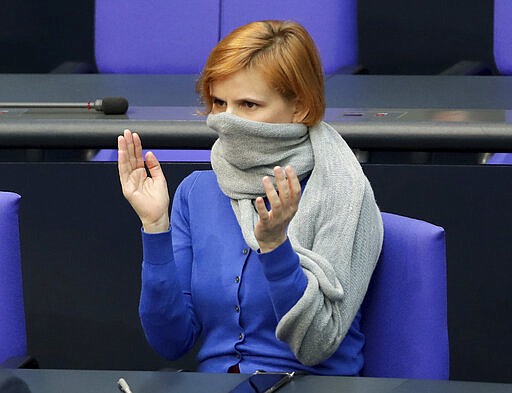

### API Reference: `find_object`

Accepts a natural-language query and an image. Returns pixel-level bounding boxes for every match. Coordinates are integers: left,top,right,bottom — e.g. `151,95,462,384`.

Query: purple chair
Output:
494,0,512,75
0,192,27,366
95,0,358,75
94,0,220,74
92,149,211,163
488,3,512,164
486,153,512,165
220,0,358,74
360,212,449,379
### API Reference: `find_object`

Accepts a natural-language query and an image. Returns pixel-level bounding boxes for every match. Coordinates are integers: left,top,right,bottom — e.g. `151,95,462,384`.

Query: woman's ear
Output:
292,99,308,123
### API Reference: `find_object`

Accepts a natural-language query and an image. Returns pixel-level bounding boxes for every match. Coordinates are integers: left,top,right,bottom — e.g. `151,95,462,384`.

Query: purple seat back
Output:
494,0,512,75
220,0,358,74
0,192,27,364
360,212,449,379
95,0,220,73
486,153,512,165
95,0,357,74
92,149,211,162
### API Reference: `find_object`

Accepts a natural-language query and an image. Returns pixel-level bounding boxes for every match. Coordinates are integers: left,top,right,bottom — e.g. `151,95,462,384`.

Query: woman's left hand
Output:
254,165,302,253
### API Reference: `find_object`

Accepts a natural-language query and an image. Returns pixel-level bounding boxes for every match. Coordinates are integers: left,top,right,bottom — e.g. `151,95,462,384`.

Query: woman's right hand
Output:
118,129,170,233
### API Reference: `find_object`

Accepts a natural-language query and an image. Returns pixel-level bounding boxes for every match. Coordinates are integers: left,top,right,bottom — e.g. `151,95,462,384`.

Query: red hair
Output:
196,20,325,126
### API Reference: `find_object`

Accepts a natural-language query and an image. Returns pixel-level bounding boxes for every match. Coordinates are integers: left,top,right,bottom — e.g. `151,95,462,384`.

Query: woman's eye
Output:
243,101,257,109
213,98,225,107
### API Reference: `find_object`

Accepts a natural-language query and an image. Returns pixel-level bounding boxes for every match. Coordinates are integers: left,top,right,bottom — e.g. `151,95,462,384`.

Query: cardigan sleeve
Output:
258,238,308,320
138,174,202,360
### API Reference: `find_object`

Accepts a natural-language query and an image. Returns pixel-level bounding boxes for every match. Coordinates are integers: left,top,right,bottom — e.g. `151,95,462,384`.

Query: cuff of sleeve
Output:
141,228,173,265
258,238,301,281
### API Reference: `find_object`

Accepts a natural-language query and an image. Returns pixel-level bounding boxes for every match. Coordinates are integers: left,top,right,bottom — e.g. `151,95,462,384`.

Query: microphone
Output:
89,97,129,114
0,96,129,115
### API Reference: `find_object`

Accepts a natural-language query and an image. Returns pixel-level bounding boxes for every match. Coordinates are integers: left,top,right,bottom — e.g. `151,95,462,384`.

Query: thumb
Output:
145,151,164,180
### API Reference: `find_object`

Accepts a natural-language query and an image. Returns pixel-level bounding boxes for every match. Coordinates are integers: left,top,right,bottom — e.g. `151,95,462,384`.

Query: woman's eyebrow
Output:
234,96,264,104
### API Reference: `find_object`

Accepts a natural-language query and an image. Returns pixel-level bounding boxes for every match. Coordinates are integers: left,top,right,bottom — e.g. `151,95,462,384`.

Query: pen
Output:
117,378,134,393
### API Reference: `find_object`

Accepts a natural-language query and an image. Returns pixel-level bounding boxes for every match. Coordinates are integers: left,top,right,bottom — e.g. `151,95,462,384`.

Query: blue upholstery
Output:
0,192,27,365
219,0,358,74
485,10,512,164
360,212,449,379
494,0,512,75
94,0,357,74
95,0,220,73
92,149,211,162
486,153,512,165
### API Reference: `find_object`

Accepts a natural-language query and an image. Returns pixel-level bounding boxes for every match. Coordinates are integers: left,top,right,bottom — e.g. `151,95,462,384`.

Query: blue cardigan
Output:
139,170,364,375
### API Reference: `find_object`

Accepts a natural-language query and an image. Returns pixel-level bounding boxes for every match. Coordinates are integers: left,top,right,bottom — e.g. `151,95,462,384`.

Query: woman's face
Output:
210,67,300,123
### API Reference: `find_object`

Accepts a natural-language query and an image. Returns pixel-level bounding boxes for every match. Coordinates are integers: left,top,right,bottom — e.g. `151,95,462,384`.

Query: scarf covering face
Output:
208,112,383,366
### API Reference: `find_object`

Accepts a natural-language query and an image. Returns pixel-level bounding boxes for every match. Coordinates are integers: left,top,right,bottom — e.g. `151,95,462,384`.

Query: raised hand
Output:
117,129,170,233
254,165,302,253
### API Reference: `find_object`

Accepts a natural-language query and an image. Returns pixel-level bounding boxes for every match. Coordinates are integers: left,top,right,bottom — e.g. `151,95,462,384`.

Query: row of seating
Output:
93,0,512,75
0,189,448,378
94,0,358,75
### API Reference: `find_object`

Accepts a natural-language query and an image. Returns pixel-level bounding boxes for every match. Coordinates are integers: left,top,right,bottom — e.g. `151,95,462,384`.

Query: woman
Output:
117,20,383,375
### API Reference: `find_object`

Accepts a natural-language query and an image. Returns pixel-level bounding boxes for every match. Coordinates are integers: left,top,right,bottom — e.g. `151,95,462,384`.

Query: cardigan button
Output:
242,248,249,255
235,305,240,312
235,276,240,283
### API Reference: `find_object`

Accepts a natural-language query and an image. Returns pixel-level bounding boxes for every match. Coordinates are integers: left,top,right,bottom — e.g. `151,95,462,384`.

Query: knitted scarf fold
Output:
208,112,383,366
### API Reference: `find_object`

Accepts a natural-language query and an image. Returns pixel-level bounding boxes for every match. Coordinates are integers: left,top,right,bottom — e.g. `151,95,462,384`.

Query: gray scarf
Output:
208,112,383,366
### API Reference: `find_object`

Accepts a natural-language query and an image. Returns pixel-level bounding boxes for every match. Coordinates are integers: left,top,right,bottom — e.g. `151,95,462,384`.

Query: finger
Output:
254,196,270,223
262,175,282,214
274,166,290,204
123,129,138,169
145,151,165,181
285,165,302,208
132,132,145,169
118,133,139,185
117,135,130,184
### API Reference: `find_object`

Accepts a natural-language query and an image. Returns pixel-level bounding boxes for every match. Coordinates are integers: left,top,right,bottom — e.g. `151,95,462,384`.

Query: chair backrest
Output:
94,0,220,73
92,149,211,162
473,2,512,164
94,0,357,74
494,0,512,75
219,0,358,74
486,153,512,165
360,212,449,379
0,192,27,364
